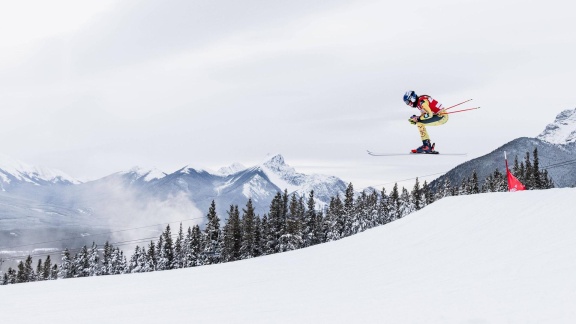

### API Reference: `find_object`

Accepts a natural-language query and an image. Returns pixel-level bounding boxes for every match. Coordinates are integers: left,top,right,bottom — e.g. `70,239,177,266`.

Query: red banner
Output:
506,167,526,192
505,152,525,192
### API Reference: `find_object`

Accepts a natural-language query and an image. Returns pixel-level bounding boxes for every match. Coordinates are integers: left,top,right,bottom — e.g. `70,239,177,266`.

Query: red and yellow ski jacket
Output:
417,95,444,120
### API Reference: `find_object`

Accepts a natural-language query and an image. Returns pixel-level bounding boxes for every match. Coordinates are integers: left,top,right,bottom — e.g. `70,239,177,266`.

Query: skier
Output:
403,90,449,153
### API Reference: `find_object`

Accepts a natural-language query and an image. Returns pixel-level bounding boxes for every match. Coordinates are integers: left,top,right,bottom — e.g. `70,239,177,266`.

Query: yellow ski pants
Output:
413,113,449,141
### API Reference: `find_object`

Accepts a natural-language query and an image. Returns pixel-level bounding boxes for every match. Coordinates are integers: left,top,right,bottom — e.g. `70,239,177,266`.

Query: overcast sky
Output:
0,0,574,189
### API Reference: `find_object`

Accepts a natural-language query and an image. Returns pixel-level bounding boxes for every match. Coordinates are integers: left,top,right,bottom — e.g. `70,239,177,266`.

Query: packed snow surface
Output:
3,188,576,323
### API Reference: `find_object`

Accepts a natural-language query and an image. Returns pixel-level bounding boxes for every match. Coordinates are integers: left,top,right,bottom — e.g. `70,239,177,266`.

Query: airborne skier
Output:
403,90,449,153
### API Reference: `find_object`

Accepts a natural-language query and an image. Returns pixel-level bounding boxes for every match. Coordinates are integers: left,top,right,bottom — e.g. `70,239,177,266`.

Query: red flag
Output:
505,152,525,192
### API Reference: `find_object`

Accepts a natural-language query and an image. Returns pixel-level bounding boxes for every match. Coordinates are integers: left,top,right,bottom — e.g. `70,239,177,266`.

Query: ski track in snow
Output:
2,188,576,323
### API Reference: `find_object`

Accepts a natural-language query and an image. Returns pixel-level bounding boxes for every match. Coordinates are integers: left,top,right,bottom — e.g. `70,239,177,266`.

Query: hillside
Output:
3,188,576,323
430,108,576,190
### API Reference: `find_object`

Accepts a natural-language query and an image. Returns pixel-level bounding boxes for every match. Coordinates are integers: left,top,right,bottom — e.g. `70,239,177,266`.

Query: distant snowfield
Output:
3,188,576,323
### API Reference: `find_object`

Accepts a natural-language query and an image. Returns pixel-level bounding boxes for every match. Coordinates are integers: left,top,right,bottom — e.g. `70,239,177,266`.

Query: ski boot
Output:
411,139,435,154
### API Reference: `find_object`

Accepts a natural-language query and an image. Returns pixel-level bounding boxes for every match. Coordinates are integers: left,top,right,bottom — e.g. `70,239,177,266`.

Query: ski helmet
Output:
403,90,418,107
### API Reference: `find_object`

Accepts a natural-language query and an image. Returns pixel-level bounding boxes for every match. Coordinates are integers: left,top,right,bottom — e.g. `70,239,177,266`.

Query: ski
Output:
367,150,467,156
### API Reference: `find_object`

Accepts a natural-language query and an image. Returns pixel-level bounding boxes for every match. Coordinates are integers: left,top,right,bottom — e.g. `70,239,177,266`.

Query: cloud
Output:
0,0,575,189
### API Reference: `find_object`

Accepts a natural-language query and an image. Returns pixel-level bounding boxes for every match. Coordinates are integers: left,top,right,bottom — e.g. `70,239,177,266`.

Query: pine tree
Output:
279,194,304,252
223,205,242,262
88,242,100,276
399,187,413,217
240,199,256,259
139,246,153,272
439,178,453,199
352,191,369,234
343,183,355,237
129,246,149,273
458,177,470,195
388,183,401,222
5,267,17,284
277,232,303,252
366,189,380,229
494,169,508,192
186,225,202,267
287,193,304,239
513,155,521,180
532,148,543,189
303,191,321,246
541,169,555,189
146,240,157,271
422,181,434,206
260,214,274,255
324,195,344,242
59,249,73,279
162,225,174,270
282,189,289,225
202,200,222,265
378,187,391,225
101,241,113,275
267,193,285,253
16,260,26,283
16,255,34,283
173,223,185,269
36,259,44,282
471,170,480,194
110,248,126,275
25,255,35,282
73,245,90,278
50,264,58,280
524,152,533,189
129,246,142,273
253,215,264,257
411,178,423,210
156,234,166,270
42,255,52,280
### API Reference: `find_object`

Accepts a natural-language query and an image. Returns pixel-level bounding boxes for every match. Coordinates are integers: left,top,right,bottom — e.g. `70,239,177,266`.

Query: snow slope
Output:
3,188,576,323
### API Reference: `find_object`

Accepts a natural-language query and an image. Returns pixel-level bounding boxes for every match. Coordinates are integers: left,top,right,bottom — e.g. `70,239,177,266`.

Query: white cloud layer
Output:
0,0,574,188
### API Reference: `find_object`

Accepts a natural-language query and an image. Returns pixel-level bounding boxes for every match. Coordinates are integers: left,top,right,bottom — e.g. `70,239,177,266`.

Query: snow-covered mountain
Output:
0,155,80,190
0,154,347,251
134,154,348,216
430,108,576,191
4,188,576,323
216,162,246,176
260,154,347,204
116,167,167,183
537,108,576,145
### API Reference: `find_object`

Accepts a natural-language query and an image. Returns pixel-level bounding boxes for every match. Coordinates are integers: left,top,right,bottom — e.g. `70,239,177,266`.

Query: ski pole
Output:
445,99,473,111
444,107,480,114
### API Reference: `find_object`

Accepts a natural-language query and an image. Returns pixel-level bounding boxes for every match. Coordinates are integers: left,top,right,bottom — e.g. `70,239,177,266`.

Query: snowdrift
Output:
3,188,576,323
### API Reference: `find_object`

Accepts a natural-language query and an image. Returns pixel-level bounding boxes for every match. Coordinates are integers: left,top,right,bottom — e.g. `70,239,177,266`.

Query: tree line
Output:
1,148,554,285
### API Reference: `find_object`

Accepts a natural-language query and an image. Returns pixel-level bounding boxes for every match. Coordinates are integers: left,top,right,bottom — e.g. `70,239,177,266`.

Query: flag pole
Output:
504,150,526,192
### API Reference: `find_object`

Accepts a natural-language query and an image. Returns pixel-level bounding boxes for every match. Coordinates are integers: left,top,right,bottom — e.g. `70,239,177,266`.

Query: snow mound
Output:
4,188,576,323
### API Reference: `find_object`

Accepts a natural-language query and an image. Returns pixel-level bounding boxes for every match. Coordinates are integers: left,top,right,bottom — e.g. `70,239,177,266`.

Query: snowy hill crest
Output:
537,108,576,145
120,167,167,182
